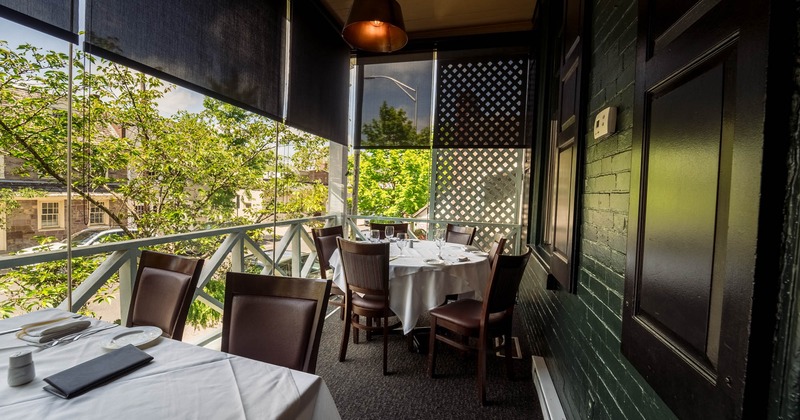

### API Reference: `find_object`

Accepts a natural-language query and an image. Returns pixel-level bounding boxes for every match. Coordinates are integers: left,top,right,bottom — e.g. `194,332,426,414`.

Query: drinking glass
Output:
434,229,446,260
384,226,395,241
370,229,381,242
396,232,407,255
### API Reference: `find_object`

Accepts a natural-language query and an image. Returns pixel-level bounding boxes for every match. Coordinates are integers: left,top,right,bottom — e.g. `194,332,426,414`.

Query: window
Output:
39,200,62,230
89,202,107,225
530,0,584,293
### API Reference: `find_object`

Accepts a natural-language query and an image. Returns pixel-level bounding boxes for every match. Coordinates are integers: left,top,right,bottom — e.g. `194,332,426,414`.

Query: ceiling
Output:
319,0,538,40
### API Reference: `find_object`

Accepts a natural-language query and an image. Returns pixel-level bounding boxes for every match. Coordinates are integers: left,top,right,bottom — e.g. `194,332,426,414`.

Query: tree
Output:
0,41,329,322
357,103,431,217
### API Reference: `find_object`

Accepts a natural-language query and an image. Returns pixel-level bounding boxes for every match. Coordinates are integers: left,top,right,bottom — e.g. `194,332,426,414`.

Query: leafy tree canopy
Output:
357,102,431,218
0,41,328,323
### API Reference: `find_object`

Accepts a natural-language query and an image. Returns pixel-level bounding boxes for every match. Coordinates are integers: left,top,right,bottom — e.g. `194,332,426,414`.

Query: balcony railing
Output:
0,214,522,345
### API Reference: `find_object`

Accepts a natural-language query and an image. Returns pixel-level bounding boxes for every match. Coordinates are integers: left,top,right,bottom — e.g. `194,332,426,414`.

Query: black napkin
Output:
43,344,153,399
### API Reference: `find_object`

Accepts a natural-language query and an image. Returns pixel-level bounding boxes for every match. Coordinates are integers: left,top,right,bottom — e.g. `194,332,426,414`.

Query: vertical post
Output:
329,141,349,228
231,232,245,273
118,249,138,324
513,149,525,253
292,224,301,277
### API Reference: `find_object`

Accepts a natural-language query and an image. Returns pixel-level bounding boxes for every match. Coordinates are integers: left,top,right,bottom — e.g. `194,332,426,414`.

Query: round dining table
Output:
328,239,491,334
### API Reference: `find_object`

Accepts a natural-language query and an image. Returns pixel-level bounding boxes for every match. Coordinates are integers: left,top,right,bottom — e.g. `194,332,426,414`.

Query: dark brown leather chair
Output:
445,223,477,246
487,234,507,269
126,250,204,341
444,235,505,304
336,237,400,375
369,222,409,239
221,272,331,374
428,246,532,405
312,225,346,319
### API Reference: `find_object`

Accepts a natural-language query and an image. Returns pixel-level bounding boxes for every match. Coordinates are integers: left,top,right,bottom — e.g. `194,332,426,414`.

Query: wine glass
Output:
396,232,407,256
384,226,395,241
370,229,381,243
434,229,446,260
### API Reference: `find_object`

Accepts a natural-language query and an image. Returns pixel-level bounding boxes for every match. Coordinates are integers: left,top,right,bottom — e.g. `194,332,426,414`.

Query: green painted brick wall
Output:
517,1,677,419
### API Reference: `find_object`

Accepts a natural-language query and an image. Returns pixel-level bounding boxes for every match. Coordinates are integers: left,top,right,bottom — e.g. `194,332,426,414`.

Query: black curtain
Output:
84,0,285,121
286,0,350,145
0,0,78,43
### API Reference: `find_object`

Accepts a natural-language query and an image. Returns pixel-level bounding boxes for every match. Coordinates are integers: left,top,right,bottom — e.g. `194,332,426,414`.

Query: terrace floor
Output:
314,308,544,419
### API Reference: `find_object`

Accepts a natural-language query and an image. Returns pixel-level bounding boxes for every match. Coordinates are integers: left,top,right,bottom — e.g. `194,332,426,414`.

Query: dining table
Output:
329,239,491,335
0,308,341,420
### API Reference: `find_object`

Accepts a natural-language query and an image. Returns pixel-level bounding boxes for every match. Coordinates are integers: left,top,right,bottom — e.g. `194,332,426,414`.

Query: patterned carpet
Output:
315,308,545,420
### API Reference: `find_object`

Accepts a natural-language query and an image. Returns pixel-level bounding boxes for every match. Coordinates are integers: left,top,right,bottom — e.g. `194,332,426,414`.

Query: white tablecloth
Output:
330,240,490,334
0,309,341,420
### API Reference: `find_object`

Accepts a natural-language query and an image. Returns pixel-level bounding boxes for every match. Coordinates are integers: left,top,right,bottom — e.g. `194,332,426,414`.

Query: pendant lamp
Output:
342,0,408,53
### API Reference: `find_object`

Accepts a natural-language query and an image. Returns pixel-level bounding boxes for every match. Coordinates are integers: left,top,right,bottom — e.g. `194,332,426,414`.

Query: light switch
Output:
593,107,617,140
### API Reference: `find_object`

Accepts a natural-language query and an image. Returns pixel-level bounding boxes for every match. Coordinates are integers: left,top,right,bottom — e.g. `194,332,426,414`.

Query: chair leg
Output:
382,316,389,375
353,314,360,344
503,333,514,379
478,333,488,406
339,310,351,362
427,317,438,377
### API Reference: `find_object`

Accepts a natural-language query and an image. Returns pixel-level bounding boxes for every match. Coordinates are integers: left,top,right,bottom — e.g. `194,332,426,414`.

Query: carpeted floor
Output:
315,308,544,420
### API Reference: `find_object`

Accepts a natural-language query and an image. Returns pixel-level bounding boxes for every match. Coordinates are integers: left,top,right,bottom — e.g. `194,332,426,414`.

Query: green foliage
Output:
0,41,329,325
357,102,431,217
357,148,430,217
0,255,116,319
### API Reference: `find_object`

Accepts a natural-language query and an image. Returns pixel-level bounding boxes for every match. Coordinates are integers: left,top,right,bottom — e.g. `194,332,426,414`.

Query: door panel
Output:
622,0,769,418
639,62,723,361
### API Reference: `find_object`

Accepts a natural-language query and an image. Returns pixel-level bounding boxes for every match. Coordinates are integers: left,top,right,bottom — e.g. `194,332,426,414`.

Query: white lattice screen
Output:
431,148,523,252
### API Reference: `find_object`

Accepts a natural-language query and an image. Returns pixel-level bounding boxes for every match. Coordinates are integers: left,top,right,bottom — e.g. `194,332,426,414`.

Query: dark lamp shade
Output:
342,0,408,53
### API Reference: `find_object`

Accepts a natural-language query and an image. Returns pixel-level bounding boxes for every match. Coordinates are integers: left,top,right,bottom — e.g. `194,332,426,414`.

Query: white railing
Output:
0,215,340,345
0,213,521,346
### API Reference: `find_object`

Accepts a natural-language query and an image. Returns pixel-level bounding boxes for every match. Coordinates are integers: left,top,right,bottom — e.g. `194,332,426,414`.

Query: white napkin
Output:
16,318,91,343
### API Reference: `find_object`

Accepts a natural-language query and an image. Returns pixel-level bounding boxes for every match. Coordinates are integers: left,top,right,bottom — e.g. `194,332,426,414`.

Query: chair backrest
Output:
482,246,532,316
336,237,390,297
221,272,332,374
487,234,507,269
445,223,477,246
126,250,204,341
369,222,409,239
312,225,344,279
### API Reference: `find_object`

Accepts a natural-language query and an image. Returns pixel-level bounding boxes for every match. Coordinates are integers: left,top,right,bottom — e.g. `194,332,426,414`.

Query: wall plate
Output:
593,107,617,140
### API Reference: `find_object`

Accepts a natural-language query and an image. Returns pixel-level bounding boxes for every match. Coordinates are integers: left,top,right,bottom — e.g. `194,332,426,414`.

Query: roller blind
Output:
355,53,433,149
286,0,350,145
434,49,531,148
85,0,285,120
0,0,78,43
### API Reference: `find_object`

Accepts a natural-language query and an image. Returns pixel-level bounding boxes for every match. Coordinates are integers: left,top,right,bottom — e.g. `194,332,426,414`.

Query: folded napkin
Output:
43,344,153,399
16,318,91,344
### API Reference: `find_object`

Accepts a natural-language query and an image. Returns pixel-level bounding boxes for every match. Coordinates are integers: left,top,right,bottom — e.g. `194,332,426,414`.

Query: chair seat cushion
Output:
429,299,506,330
352,294,389,311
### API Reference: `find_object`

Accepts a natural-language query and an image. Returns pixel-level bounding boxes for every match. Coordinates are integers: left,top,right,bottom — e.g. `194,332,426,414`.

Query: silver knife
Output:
0,327,22,335
0,314,82,336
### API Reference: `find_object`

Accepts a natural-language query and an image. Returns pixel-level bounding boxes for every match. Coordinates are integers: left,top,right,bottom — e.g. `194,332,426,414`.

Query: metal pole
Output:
66,43,73,311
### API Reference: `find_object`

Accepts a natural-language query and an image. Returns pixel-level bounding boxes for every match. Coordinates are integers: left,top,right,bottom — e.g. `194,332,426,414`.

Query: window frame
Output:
88,201,108,226
38,199,64,231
